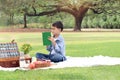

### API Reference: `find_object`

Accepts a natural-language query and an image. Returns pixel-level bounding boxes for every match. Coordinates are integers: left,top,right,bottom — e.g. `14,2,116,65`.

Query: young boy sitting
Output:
36,21,66,62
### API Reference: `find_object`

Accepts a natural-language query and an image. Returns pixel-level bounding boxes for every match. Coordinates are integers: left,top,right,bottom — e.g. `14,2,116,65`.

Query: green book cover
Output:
42,32,51,46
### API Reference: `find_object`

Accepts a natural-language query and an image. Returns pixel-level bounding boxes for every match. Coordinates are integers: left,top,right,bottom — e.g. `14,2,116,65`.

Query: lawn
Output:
0,32,120,80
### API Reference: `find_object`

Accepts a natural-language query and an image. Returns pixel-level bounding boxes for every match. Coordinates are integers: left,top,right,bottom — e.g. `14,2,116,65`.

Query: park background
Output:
0,0,120,80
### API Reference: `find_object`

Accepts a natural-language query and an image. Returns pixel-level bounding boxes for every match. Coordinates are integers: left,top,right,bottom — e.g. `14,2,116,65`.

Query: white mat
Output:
41,55,120,69
0,55,120,71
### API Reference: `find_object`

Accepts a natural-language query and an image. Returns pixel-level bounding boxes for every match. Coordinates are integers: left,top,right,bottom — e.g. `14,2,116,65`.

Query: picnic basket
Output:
35,60,51,68
0,42,20,67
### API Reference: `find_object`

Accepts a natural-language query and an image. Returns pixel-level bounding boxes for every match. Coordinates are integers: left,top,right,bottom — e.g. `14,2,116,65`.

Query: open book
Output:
42,32,51,46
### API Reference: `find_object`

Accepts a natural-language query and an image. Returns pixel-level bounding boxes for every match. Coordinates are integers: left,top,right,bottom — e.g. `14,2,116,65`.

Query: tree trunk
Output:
73,6,89,31
9,14,14,25
11,14,14,25
24,13,27,28
74,16,82,31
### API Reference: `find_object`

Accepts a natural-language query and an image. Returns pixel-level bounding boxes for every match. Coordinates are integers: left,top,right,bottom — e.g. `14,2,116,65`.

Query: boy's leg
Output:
49,54,65,62
36,53,49,60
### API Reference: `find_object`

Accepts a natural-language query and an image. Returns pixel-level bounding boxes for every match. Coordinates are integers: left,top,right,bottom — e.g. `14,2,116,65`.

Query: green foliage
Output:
0,12,120,29
0,0,120,29
20,44,32,54
82,13,120,29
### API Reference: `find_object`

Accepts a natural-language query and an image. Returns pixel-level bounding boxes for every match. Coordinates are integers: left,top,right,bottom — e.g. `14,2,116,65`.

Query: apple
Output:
29,63,35,69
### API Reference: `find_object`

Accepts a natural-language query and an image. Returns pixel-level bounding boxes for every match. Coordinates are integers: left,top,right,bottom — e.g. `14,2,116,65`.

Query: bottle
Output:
19,52,26,68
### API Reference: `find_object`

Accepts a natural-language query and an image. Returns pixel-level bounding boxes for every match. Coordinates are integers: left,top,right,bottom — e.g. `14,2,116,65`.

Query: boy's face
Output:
51,26,61,36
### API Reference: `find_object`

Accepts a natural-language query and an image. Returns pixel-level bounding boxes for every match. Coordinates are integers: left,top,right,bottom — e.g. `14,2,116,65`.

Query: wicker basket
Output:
0,57,19,67
0,42,20,67
35,60,51,68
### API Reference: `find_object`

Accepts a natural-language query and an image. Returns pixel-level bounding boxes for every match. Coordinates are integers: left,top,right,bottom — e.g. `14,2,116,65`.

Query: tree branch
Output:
90,8,103,14
26,9,58,16
32,6,37,14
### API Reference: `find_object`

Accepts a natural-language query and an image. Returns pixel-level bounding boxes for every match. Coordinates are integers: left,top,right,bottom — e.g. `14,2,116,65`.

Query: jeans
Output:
36,53,66,62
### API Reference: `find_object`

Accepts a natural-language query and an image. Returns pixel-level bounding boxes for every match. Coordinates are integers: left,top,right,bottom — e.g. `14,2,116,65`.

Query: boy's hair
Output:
52,21,63,31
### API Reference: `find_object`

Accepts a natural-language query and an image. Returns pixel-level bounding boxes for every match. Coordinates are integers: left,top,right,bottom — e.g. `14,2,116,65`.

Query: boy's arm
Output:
54,41,63,53
46,45,52,51
48,36,64,53
48,37,56,46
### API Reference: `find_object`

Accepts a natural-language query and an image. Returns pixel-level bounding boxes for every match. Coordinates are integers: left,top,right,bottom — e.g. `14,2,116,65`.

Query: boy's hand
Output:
48,37,56,46
48,37,54,42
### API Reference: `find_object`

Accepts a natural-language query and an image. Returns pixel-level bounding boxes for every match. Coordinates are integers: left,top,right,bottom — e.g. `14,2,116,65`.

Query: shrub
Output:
20,44,32,54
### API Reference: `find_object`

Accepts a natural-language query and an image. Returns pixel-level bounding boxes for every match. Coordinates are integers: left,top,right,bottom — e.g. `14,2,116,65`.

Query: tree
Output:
24,0,120,31
24,0,93,31
0,0,17,24
0,0,120,31
0,0,32,26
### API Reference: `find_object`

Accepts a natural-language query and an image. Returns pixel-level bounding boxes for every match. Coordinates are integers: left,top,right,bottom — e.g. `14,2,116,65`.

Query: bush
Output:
20,44,32,54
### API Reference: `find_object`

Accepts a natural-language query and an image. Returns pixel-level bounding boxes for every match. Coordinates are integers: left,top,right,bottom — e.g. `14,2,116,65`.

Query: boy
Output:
36,21,66,62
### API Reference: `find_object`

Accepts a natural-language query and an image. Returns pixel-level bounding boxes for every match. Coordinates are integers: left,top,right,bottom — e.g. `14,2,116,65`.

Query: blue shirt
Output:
47,34,66,58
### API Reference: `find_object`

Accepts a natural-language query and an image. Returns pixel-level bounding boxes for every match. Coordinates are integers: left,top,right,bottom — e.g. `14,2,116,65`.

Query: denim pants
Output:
36,53,66,62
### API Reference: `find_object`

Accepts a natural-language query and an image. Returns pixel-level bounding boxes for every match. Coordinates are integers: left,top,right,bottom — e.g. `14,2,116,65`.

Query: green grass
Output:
0,66,120,80
0,32,120,80
0,32,120,57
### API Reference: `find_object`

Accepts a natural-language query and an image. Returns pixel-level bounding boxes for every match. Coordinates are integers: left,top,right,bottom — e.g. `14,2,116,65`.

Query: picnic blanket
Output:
0,55,120,71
